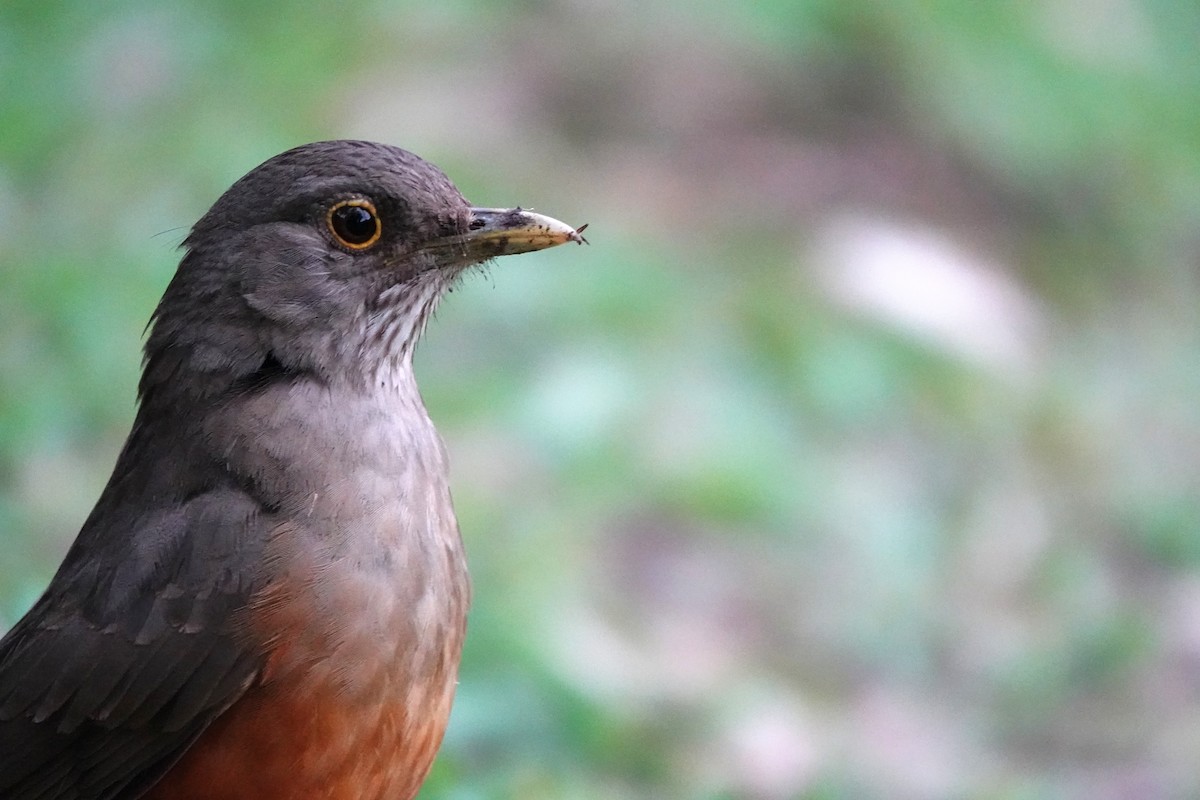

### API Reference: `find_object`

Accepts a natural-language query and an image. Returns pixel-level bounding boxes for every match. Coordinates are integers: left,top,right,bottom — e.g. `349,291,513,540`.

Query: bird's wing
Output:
0,486,270,800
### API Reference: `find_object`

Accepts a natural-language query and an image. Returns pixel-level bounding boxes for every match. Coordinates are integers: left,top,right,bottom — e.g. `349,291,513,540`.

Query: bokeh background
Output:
3,2,1200,798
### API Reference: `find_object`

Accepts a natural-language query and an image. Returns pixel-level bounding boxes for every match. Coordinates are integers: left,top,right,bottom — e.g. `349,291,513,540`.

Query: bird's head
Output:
141,140,584,402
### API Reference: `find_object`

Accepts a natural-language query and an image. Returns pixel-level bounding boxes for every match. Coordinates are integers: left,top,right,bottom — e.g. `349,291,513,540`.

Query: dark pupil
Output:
333,205,377,243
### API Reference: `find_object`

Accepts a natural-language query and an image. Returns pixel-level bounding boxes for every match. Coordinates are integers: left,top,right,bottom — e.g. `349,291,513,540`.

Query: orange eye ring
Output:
327,199,381,250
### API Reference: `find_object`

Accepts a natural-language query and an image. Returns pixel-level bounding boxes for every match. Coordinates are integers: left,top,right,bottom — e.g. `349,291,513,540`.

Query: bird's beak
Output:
422,207,588,265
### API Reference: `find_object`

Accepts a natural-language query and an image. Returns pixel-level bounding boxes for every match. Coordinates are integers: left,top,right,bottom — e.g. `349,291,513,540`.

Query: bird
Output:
0,140,586,800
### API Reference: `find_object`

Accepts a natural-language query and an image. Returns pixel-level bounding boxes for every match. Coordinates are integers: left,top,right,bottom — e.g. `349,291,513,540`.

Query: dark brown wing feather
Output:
0,485,270,800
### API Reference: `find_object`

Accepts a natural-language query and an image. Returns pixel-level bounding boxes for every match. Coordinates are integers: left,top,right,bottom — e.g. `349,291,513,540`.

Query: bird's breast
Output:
155,378,471,799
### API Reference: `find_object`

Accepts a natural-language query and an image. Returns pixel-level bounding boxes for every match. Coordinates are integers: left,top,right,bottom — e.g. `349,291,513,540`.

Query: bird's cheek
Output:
410,249,445,277
409,247,466,279
241,257,342,328
245,287,317,327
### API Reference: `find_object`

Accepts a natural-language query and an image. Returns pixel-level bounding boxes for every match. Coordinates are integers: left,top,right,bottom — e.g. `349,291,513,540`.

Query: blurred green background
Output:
3,1,1200,798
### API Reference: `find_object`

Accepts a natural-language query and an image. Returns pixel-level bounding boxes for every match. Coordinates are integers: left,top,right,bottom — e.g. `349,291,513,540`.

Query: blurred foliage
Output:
3,1,1200,798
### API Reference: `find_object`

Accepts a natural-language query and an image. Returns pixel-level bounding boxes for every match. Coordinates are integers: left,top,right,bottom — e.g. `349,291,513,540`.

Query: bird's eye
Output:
327,200,381,250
